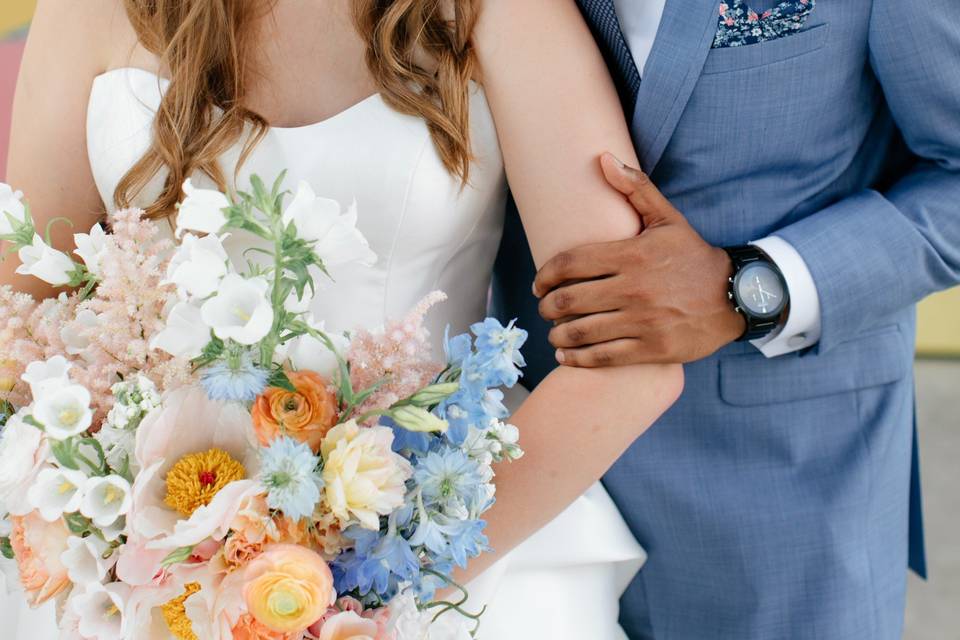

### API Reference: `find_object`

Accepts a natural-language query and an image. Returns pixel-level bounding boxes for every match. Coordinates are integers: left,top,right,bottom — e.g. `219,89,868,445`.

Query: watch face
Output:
735,263,786,319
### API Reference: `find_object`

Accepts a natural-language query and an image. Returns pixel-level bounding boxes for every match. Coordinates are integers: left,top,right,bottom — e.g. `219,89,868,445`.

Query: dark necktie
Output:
575,0,643,114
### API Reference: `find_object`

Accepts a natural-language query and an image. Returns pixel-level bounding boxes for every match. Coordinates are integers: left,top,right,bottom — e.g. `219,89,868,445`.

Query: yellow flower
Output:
243,544,334,634
320,420,412,530
164,448,246,517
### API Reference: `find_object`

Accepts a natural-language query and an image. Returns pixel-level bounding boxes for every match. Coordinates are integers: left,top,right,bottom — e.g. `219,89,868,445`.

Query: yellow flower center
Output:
103,485,122,505
161,582,201,640
58,481,75,495
59,407,81,426
0,376,15,393
164,448,246,517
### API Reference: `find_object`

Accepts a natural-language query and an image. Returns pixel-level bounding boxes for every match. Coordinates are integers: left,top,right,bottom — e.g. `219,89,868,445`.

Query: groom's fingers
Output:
548,311,632,348
533,240,628,297
555,338,643,368
600,152,683,228
538,277,623,321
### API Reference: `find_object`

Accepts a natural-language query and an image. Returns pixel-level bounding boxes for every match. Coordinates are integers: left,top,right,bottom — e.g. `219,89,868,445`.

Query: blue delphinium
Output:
333,526,420,602
469,317,528,388
200,351,269,403
258,436,323,520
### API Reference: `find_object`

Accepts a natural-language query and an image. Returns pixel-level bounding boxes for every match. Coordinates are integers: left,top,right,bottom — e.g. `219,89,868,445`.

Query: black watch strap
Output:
724,246,785,342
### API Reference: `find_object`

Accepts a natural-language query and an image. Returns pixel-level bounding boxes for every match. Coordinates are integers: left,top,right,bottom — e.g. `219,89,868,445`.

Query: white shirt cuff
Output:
748,236,822,358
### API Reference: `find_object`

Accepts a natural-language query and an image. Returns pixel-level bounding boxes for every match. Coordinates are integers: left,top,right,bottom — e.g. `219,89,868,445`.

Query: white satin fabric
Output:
3,67,646,639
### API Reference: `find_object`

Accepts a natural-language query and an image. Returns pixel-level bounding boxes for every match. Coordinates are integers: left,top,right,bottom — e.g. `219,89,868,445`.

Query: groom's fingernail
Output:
555,349,565,364
531,281,540,297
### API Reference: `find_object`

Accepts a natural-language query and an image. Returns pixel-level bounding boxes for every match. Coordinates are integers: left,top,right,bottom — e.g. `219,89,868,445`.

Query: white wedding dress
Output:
2,67,646,639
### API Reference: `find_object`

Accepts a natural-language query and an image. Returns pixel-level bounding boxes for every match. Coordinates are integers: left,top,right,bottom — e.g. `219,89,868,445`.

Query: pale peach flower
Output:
9,511,71,606
243,544,335,634
314,611,379,640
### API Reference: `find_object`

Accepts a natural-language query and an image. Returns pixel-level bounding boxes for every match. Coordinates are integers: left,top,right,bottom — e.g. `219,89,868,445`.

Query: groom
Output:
493,0,960,638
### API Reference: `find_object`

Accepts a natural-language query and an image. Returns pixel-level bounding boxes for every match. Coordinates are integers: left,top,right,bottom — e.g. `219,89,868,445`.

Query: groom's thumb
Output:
600,153,680,228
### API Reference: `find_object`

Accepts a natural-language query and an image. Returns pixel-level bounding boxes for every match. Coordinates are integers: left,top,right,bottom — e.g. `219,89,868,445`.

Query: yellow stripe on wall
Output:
0,0,36,39
917,287,960,356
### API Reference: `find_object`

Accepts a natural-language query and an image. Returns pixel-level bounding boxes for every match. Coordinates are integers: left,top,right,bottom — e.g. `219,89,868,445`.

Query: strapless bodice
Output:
86,67,508,350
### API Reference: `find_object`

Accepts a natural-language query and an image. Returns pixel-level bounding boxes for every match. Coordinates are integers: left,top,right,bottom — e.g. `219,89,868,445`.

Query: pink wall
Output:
0,40,25,181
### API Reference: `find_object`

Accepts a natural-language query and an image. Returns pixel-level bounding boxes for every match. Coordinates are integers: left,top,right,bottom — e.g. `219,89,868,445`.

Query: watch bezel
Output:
731,261,788,321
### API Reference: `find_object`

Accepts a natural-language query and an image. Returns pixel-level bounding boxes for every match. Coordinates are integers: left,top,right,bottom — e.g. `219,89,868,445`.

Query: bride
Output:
2,0,683,637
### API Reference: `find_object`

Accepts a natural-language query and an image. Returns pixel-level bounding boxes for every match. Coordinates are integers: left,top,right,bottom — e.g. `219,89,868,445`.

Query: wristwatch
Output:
723,245,789,341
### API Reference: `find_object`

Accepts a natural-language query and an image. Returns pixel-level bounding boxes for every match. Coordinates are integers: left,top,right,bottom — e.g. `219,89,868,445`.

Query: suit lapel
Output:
631,0,720,172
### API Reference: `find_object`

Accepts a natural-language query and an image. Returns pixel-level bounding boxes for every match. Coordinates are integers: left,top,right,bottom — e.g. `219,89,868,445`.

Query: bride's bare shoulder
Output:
31,0,146,75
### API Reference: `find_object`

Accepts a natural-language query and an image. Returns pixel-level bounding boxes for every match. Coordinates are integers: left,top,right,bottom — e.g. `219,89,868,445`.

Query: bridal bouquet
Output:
0,175,525,639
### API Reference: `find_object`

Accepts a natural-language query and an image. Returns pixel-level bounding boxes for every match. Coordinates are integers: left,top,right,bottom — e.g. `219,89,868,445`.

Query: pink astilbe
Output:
348,291,447,419
0,209,194,422
0,287,41,407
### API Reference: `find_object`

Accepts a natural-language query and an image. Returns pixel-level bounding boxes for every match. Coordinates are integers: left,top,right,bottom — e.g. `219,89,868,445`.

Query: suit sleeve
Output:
773,0,960,352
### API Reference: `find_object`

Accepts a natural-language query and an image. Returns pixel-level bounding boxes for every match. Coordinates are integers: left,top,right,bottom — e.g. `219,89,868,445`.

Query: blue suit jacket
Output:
492,0,960,637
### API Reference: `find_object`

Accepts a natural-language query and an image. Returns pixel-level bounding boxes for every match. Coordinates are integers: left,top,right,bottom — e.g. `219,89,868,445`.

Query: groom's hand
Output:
533,153,746,366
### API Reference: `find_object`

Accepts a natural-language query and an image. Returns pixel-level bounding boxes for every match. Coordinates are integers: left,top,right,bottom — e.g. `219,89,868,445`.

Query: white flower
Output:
282,317,349,379
200,274,274,345
21,355,72,398
0,182,26,236
71,582,129,640
15,234,77,286
150,300,210,359
61,535,117,584
33,383,93,439
176,179,230,238
80,476,133,528
282,181,377,269
164,232,231,299
0,411,48,515
61,309,100,357
73,223,108,277
27,466,87,522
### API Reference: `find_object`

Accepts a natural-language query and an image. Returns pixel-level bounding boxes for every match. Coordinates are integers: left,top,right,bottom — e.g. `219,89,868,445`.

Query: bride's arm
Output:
459,0,684,578
3,0,120,298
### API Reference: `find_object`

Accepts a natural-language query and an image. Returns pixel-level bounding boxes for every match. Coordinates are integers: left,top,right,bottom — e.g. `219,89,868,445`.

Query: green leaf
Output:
80,437,109,474
63,513,92,535
0,536,12,560
267,369,296,393
161,545,196,568
50,439,80,470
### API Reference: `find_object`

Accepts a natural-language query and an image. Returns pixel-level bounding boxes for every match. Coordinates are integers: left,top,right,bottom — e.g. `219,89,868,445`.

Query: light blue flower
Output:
259,436,323,520
414,447,487,514
439,388,507,446
471,317,527,367
333,528,420,600
444,325,473,365
200,351,269,403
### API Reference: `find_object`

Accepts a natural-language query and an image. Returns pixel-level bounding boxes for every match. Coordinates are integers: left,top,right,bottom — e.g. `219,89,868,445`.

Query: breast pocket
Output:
702,23,830,75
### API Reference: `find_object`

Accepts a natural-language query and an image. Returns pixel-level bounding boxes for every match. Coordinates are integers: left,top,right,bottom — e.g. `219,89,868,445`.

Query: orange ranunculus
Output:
242,544,335,634
251,371,338,452
231,613,301,640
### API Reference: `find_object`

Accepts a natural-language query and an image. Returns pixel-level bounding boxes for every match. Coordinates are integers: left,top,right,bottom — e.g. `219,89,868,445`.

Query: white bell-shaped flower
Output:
73,223,108,278
61,535,117,584
70,582,129,640
15,234,77,286
200,273,274,345
282,181,377,269
164,232,231,299
176,179,229,238
21,355,72,398
80,475,132,528
0,183,27,236
150,300,210,359
32,384,93,440
27,466,88,521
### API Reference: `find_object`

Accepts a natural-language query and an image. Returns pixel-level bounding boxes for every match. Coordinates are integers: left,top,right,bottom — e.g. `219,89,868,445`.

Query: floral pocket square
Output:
714,0,816,48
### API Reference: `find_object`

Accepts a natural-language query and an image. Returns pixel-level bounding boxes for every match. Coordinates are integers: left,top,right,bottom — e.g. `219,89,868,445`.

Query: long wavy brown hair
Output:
116,0,480,220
